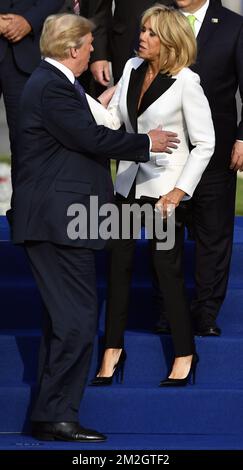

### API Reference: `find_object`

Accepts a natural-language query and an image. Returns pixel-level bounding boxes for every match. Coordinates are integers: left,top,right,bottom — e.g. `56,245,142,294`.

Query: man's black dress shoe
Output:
195,325,221,337
32,421,106,442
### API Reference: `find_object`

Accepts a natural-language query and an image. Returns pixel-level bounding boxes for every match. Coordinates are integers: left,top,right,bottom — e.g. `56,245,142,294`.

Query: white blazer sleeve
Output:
175,71,215,196
86,93,122,129
86,58,135,130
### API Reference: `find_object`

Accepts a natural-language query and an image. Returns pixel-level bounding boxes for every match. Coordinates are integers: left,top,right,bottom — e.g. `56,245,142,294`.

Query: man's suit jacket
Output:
91,0,174,82
88,57,215,199
0,0,64,74
12,61,149,247
189,0,243,170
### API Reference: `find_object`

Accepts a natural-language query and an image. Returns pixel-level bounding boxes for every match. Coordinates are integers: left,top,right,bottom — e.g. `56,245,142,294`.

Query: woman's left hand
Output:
155,188,186,219
98,85,117,108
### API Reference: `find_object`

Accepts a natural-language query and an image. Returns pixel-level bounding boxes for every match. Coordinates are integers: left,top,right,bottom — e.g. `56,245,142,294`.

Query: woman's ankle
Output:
97,348,123,377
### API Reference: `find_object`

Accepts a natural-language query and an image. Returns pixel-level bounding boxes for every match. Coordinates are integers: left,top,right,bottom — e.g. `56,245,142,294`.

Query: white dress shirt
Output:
182,0,209,37
44,57,75,84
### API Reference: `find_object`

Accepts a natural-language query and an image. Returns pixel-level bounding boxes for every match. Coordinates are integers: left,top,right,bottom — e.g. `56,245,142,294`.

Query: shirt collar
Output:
182,0,209,25
44,58,75,84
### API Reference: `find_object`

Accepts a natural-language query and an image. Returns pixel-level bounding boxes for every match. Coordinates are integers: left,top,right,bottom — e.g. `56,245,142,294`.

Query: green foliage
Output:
0,155,10,164
236,177,243,216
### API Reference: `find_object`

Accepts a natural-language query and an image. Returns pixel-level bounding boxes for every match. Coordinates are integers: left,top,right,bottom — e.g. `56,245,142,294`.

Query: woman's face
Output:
138,18,161,62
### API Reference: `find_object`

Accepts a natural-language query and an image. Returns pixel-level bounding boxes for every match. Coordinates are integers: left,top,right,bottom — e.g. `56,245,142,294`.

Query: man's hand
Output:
1,14,31,43
98,85,117,107
90,60,110,86
148,126,180,153
230,140,243,172
0,16,11,35
155,188,185,219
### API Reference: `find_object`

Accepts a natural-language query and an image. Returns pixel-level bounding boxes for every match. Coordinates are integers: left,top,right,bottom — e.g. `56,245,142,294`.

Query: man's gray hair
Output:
40,13,94,60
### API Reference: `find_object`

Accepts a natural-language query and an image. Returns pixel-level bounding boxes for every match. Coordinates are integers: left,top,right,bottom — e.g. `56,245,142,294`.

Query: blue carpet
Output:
0,433,243,450
0,216,243,449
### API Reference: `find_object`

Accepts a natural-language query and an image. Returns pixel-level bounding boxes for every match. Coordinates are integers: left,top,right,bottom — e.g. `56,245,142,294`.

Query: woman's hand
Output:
98,85,117,108
155,188,185,219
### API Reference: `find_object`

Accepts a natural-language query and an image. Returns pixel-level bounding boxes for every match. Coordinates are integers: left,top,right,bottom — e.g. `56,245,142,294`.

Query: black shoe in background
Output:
194,323,221,337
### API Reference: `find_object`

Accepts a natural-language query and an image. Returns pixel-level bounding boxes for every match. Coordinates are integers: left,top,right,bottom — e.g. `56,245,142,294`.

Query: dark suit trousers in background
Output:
0,46,29,170
191,168,237,326
105,189,195,357
25,241,98,422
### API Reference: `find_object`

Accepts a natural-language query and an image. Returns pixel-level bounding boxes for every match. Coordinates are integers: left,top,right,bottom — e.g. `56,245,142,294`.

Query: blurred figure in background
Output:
61,1,96,92
156,0,243,336
90,0,174,87
0,0,64,181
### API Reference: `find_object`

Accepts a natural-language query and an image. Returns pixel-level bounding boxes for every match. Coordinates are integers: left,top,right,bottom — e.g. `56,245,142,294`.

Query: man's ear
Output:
70,47,78,58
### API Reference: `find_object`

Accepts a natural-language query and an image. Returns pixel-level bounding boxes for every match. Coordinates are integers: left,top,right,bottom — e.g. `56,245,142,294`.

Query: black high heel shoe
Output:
159,353,199,387
90,350,127,386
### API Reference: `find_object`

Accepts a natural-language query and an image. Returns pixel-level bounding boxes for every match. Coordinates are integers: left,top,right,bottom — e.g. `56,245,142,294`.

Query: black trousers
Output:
25,241,98,422
191,169,236,326
0,46,29,174
105,190,195,357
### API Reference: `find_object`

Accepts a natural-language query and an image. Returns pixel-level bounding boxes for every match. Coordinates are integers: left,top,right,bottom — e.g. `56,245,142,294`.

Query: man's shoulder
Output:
217,4,243,27
24,63,73,98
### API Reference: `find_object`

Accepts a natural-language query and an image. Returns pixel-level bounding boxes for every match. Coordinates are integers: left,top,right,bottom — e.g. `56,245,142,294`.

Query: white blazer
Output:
87,57,215,199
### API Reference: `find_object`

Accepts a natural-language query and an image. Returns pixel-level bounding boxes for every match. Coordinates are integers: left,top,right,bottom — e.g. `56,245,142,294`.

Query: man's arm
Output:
90,0,113,86
41,80,178,161
230,22,243,172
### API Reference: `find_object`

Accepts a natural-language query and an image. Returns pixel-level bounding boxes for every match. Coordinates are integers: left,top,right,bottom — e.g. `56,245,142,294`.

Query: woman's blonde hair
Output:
140,4,197,75
40,14,94,60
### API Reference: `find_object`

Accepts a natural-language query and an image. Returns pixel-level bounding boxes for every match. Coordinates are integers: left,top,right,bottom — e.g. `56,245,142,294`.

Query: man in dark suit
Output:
61,1,92,17
156,0,243,336
90,0,174,86
0,0,64,173
61,1,99,93
11,13,177,441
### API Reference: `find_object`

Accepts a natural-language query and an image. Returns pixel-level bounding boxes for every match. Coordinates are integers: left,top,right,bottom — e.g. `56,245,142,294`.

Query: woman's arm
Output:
98,86,117,108
155,71,215,218
86,76,124,130
175,71,215,197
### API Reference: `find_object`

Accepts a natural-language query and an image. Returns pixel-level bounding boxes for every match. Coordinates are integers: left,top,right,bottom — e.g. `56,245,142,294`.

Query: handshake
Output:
148,125,180,154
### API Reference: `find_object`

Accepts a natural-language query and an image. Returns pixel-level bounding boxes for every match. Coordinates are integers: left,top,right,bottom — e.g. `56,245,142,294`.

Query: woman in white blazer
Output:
88,5,215,387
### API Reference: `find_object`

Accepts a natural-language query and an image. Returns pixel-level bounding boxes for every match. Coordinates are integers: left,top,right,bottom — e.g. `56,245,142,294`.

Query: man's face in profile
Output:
74,32,94,76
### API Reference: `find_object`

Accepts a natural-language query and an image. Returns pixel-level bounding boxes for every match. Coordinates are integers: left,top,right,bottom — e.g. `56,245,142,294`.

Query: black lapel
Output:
196,0,222,58
127,61,148,132
126,60,176,129
138,73,176,117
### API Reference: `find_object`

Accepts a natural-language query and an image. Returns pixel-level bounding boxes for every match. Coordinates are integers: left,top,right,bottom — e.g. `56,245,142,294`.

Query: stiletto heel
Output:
159,353,199,387
116,359,125,384
192,359,197,385
90,350,127,386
